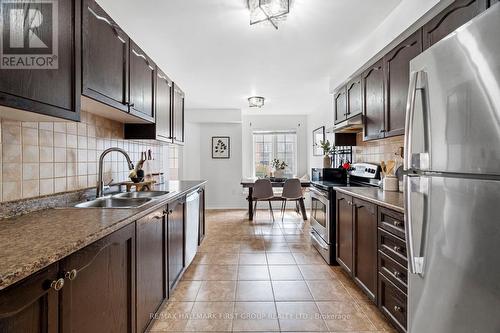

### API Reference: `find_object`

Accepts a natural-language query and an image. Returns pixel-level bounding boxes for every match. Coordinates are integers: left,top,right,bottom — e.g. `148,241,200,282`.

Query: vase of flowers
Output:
271,158,288,178
320,140,332,168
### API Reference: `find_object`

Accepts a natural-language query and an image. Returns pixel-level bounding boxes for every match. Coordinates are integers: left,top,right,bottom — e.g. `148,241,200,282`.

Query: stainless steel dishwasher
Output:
185,190,200,266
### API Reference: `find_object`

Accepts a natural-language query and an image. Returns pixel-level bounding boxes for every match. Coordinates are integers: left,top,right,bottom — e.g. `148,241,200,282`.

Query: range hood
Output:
332,114,363,133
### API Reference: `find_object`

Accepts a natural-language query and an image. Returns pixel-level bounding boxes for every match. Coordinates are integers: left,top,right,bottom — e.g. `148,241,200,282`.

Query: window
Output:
253,131,297,178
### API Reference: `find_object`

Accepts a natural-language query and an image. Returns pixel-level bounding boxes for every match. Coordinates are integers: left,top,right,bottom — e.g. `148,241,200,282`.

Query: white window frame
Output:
252,130,298,178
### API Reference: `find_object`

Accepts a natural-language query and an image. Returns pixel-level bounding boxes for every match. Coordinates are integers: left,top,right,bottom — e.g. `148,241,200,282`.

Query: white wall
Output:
183,109,247,209
182,122,201,180
199,123,246,209
242,114,308,179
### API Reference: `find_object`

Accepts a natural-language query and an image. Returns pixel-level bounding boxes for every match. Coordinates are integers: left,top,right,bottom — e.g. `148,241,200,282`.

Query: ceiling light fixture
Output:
248,0,290,30
248,96,265,108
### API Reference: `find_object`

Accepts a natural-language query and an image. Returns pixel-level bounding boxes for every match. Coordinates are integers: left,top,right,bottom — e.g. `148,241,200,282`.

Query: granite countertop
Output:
0,180,206,291
334,186,404,213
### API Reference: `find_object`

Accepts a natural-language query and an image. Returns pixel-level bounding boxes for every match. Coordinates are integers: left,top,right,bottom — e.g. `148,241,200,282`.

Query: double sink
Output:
74,191,169,209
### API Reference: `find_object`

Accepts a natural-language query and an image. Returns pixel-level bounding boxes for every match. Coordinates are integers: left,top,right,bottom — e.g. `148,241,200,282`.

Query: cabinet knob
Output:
128,102,135,107
153,214,163,220
394,305,403,313
50,278,65,291
393,270,401,278
65,269,78,281
393,220,403,227
393,245,402,252
379,129,386,133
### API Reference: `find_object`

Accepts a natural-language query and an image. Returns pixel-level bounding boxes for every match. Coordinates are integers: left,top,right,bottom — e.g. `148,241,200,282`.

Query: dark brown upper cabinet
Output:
384,30,422,137
82,0,129,112
156,69,173,141
0,264,61,333
362,59,385,141
59,224,135,333
129,41,156,122
423,0,488,49
0,0,81,121
346,76,362,119
353,198,378,301
124,67,172,141
334,86,347,124
172,83,185,145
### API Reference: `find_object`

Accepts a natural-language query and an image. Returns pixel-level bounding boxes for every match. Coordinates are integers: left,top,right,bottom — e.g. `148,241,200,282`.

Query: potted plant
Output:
320,140,332,168
271,158,288,178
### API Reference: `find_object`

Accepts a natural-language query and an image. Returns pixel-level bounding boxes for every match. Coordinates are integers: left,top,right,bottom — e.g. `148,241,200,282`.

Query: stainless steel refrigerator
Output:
404,4,500,333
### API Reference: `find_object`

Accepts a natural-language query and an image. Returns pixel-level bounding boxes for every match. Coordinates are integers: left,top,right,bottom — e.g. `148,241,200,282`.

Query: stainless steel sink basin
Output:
113,191,169,199
74,197,152,208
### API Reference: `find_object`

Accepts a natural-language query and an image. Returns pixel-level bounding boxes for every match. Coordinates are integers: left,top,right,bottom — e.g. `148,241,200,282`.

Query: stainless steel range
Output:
310,163,380,265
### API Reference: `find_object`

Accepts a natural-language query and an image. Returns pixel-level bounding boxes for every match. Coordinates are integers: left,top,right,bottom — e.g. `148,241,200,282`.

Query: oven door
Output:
310,187,330,244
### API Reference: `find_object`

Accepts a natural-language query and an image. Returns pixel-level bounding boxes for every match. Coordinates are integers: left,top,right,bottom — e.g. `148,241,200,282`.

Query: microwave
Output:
311,168,346,183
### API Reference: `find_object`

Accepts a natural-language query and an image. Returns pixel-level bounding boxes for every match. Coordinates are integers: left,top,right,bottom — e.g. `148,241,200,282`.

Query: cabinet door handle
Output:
87,7,126,44
393,245,402,252
132,49,154,70
50,278,65,291
393,270,402,278
65,269,78,281
394,305,403,313
153,214,163,220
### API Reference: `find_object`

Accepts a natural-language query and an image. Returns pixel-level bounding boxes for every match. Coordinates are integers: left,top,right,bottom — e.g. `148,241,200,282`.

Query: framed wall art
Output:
212,136,230,159
312,126,325,156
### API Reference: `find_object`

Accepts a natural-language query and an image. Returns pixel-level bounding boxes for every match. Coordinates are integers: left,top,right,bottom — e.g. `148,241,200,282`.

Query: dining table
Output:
240,178,310,221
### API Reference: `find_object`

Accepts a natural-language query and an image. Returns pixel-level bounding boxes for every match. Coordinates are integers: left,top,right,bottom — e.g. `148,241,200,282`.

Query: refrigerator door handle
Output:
404,175,428,275
404,71,431,171
404,71,418,170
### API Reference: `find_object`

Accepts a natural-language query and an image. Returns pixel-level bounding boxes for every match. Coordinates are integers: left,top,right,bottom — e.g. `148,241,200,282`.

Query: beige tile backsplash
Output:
0,111,172,202
353,133,404,164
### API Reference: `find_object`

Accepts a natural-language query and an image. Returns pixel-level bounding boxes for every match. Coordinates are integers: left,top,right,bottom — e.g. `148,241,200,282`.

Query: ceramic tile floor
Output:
148,209,397,332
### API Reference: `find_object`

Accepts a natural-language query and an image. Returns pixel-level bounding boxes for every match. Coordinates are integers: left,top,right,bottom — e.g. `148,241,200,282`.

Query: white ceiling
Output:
98,0,401,115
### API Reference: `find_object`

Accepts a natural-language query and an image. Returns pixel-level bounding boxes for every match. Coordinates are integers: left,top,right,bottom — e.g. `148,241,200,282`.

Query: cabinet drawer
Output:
378,228,407,266
378,207,405,239
378,273,407,332
378,250,407,292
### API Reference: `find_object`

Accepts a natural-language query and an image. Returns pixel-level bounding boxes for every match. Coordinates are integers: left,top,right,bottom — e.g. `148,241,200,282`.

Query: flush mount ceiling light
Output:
248,96,265,108
248,0,290,29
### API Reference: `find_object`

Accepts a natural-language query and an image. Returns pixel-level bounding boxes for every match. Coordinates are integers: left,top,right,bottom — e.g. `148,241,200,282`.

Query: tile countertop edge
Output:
333,186,405,213
0,180,207,291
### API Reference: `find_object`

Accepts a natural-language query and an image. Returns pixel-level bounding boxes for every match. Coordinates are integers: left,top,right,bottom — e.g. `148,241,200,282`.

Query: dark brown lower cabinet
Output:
0,188,205,333
59,223,135,333
168,198,185,293
378,273,407,333
336,193,353,273
136,209,167,332
335,190,407,332
377,207,408,333
353,198,377,301
0,263,61,333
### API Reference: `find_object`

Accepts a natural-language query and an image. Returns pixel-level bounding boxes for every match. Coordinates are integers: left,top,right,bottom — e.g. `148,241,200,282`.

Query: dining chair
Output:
280,178,303,221
252,179,277,221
